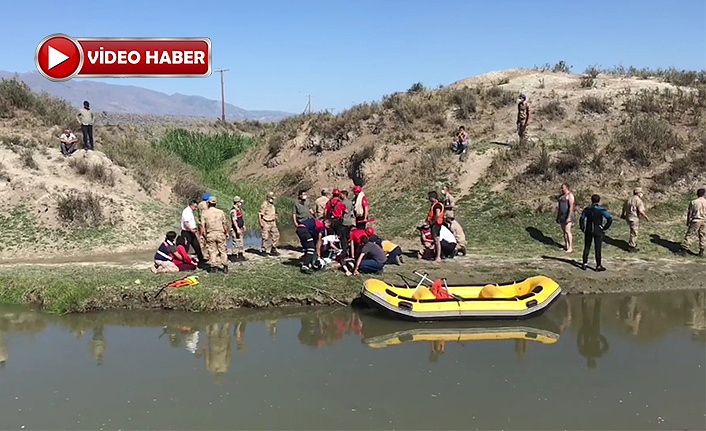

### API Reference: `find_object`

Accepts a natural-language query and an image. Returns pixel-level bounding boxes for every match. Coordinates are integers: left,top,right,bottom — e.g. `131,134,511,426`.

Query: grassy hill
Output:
231,64,706,259
1,63,705,263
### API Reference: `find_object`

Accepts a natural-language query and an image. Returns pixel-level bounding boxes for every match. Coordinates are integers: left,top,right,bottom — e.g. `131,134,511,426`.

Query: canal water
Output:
0,290,704,430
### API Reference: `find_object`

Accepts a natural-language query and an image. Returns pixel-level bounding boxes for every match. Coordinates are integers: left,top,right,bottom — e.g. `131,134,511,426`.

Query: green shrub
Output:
449,88,477,120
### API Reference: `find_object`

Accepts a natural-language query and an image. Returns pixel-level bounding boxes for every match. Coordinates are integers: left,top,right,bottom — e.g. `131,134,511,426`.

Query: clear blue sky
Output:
2,0,705,114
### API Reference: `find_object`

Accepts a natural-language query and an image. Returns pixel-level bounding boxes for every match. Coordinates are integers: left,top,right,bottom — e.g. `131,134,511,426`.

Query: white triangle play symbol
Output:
47,45,70,70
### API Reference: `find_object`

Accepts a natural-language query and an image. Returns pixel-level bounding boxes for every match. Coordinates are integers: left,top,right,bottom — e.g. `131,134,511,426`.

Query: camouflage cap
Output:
233,196,243,203
633,187,643,194
267,191,275,198
208,196,218,204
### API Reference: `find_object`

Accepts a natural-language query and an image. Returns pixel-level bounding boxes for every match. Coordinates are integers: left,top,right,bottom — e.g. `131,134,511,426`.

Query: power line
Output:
215,69,229,122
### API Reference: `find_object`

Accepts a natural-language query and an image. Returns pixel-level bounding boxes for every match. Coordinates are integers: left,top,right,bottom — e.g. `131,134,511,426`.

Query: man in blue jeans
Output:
352,236,387,275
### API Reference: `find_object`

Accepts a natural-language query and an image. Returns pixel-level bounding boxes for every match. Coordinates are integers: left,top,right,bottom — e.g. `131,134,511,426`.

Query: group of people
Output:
291,186,399,275
58,100,96,157
557,184,705,271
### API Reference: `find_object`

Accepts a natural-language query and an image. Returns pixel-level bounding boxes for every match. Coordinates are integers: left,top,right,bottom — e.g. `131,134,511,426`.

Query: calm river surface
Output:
0,290,704,430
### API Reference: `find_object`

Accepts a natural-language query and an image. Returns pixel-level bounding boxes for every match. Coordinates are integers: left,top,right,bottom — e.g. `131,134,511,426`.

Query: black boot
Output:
238,253,247,261
269,248,280,257
699,249,704,258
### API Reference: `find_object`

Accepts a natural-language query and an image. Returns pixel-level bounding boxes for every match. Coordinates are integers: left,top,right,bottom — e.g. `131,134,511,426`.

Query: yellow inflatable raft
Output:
361,271,561,321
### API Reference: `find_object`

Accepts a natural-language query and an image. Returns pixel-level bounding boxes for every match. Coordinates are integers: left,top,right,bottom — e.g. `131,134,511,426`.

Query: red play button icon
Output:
35,34,83,81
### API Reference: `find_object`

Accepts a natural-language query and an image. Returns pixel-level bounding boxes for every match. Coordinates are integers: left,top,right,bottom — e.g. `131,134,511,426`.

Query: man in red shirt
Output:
325,189,349,256
352,185,369,229
349,227,368,260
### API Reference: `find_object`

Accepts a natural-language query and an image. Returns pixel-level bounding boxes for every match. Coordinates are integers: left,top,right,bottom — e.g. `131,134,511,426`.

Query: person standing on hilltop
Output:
557,183,576,253
352,185,369,229
680,188,706,257
516,94,531,143
201,196,230,273
230,196,247,262
76,100,95,151
259,192,280,256
314,189,330,219
620,188,650,253
579,194,613,272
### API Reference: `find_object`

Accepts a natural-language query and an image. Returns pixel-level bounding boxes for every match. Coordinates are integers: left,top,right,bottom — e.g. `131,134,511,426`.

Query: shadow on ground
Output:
649,234,686,254
526,227,563,249
603,235,631,252
541,255,586,270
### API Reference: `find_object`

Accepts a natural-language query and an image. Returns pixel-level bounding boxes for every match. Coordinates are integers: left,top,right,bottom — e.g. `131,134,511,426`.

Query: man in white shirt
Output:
180,200,206,267
59,128,78,157
438,224,457,258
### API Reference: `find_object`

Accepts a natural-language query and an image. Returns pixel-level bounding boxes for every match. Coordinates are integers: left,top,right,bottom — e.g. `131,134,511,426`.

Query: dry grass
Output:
578,96,610,114
67,157,115,187
20,148,38,170
654,138,706,186
536,100,566,121
0,78,74,127
56,190,104,227
172,177,207,202
608,117,685,167
278,167,315,195
348,145,376,185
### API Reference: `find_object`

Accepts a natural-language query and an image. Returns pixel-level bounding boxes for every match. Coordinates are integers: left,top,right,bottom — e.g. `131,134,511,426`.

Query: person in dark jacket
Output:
579,194,613,272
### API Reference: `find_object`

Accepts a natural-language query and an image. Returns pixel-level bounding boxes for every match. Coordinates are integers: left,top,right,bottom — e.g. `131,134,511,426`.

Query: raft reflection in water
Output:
0,290,704,378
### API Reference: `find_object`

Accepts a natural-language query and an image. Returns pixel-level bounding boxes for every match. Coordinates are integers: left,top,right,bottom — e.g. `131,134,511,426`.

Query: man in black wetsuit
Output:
579,194,613,272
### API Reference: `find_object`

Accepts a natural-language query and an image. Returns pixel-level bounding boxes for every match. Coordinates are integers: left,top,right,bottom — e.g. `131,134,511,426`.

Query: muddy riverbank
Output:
0,250,703,313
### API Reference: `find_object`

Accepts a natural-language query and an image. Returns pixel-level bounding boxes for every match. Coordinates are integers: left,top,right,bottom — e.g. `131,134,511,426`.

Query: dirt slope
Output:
233,68,704,208
0,120,175,258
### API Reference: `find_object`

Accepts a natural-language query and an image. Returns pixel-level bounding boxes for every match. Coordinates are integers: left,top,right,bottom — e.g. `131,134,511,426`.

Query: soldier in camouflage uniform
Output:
259,192,280,256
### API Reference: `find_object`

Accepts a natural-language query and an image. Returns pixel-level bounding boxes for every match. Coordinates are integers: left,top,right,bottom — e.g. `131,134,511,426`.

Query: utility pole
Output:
302,95,312,116
215,68,229,122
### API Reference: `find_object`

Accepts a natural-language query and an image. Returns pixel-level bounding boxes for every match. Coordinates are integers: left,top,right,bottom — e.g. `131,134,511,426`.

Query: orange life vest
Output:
427,201,445,225
430,279,451,300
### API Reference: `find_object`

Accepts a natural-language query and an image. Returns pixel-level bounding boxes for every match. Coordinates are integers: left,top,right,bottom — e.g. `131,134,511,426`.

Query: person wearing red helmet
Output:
325,188,349,257
352,185,369,229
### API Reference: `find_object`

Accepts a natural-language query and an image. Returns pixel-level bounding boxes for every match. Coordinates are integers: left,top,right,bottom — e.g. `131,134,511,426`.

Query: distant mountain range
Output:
0,71,293,122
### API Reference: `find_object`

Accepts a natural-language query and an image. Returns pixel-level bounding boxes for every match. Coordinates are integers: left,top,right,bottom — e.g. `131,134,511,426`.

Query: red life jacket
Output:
431,279,451,299
325,197,346,220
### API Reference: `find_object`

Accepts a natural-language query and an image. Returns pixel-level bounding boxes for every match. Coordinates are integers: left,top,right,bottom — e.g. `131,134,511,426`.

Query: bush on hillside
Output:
173,178,207,203
564,130,599,159
0,78,74,127
449,87,477,120
609,117,685,167
20,149,38,170
654,139,706,186
68,158,115,187
536,100,566,121
578,96,610,114
484,86,516,108
56,190,104,227
278,168,315,195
